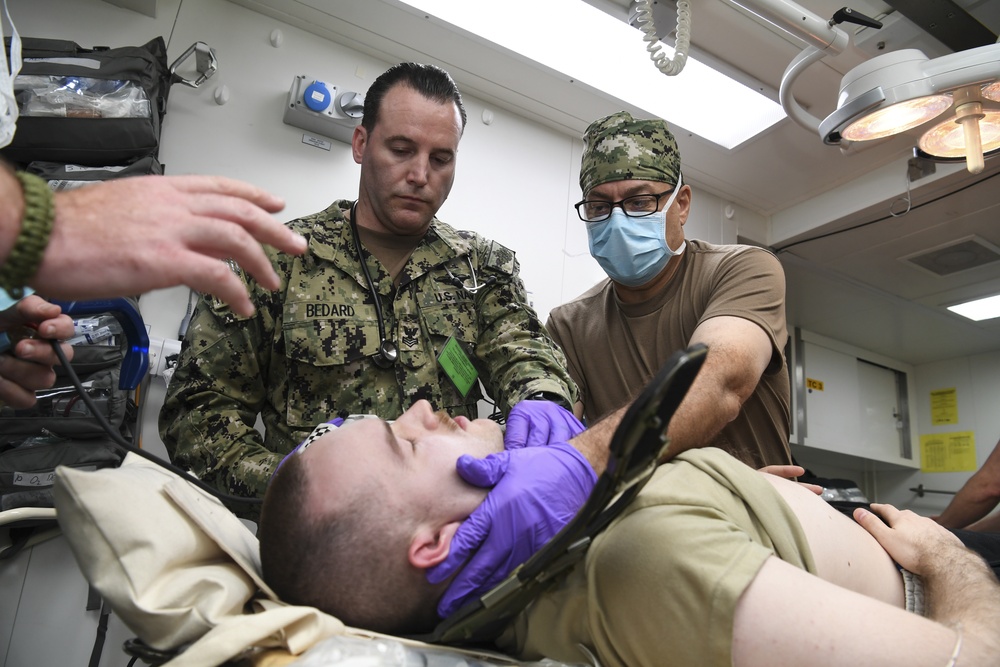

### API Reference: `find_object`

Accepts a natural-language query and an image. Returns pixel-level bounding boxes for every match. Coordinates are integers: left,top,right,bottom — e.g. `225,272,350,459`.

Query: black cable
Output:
484,396,505,425
50,340,263,508
772,169,1000,254
349,202,385,341
349,201,398,368
177,288,197,339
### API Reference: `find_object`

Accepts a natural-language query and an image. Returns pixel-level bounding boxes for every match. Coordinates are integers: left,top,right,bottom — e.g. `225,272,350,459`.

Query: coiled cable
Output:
634,0,691,76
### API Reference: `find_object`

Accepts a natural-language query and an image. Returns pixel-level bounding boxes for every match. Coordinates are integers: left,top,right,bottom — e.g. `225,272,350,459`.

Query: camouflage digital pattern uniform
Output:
578,110,681,194
159,200,577,513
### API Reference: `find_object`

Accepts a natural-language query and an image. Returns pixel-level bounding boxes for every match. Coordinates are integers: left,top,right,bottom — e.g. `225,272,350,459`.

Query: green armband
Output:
0,172,55,298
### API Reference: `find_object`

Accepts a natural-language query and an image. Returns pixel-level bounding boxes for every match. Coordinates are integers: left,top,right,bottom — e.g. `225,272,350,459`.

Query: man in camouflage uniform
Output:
159,63,577,516
546,111,791,469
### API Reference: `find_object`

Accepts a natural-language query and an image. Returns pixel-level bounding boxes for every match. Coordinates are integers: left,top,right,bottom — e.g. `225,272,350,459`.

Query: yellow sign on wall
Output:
920,431,976,473
929,387,958,425
805,378,824,391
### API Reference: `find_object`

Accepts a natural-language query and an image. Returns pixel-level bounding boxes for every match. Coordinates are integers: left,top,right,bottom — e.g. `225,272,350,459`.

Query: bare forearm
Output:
923,542,1000,657
569,406,621,476
937,440,1000,529
662,348,758,458
935,473,1000,528
572,351,759,470
965,511,1000,533
571,321,771,471
855,504,1000,661
661,317,773,458
663,375,740,457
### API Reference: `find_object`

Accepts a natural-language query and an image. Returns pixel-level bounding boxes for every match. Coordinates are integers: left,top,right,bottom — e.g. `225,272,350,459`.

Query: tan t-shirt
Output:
546,239,791,468
498,447,816,667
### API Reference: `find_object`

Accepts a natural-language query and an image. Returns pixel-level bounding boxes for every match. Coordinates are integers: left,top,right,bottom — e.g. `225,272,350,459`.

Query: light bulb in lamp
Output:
919,86,1000,174
842,94,952,141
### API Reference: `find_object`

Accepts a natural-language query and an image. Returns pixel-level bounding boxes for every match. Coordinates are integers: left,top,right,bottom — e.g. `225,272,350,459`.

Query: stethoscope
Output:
350,201,398,368
349,201,497,368
444,257,496,294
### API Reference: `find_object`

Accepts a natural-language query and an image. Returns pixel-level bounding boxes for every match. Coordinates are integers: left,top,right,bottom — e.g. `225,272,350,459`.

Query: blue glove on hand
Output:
427,442,597,618
504,399,585,449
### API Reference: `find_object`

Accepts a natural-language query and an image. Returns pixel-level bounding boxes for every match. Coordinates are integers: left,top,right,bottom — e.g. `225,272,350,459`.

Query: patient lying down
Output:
258,400,1000,667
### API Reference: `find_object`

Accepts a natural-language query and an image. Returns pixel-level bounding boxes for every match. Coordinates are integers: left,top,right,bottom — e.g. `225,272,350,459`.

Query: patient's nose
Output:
396,400,438,433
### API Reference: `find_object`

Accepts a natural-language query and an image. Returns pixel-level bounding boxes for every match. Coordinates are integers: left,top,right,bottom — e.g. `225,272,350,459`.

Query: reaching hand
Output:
758,464,822,495
0,295,74,408
853,503,964,576
504,399,584,449
33,174,307,316
427,442,597,618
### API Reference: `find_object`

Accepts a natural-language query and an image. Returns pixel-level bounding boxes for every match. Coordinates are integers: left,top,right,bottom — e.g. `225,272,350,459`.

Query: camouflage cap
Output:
579,111,681,194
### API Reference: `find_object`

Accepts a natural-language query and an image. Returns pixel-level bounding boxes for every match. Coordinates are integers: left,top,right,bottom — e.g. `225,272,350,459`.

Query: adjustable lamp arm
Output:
727,0,851,54
723,1,881,134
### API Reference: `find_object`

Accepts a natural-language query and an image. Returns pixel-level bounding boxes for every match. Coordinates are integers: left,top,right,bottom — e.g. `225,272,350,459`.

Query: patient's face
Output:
300,400,504,519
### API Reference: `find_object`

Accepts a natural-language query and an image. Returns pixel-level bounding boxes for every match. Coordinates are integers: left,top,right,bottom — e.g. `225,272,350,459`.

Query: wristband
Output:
0,171,54,298
526,391,572,411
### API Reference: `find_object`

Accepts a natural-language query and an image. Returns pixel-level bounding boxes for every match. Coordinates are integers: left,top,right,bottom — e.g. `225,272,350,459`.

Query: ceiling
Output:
227,0,1000,366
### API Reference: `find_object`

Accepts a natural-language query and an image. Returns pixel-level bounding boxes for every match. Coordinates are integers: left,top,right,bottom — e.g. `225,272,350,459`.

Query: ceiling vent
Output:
900,235,1000,277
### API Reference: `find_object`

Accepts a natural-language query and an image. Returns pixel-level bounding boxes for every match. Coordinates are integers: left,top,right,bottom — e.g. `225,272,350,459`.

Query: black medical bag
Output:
25,155,164,189
0,305,140,513
0,36,173,166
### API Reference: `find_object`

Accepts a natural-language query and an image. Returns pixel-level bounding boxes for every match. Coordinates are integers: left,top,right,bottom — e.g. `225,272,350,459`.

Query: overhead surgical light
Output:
818,44,1000,174
712,1,1000,173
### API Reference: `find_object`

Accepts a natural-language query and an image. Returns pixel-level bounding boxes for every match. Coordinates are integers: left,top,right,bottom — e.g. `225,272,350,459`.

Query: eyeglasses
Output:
575,189,676,222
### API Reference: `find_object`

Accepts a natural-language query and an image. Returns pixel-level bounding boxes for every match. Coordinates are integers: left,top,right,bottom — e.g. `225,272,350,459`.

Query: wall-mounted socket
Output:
282,75,364,144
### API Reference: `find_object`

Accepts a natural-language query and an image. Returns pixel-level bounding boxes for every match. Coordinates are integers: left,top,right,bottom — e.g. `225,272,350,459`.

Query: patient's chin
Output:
472,432,504,457
487,432,505,454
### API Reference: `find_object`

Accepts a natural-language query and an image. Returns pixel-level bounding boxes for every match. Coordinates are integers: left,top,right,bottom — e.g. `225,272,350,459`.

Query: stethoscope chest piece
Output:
374,339,398,368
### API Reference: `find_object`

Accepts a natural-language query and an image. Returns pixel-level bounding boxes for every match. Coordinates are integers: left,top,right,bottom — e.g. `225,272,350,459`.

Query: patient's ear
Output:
408,522,461,570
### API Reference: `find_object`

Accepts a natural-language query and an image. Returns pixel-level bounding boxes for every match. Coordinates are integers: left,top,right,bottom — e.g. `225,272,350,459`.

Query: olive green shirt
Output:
499,447,816,666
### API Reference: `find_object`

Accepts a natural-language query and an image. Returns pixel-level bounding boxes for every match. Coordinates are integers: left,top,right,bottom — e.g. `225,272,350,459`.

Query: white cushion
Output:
53,453,269,650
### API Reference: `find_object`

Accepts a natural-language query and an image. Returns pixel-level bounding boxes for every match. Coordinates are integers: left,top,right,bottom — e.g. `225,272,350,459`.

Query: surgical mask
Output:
586,184,685,287
0,0,22,149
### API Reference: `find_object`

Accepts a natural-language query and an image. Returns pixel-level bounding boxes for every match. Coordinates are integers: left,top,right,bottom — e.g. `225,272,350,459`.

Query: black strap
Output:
0,526,32,561
88,594,112,667
524,391,573,412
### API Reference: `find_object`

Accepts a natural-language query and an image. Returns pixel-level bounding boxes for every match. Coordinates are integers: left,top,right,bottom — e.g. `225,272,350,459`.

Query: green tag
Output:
437,336,479,397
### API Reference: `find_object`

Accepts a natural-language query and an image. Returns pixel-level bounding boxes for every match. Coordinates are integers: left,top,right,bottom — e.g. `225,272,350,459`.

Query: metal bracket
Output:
169,42,218,89
910,484,956,498
907,155,936,182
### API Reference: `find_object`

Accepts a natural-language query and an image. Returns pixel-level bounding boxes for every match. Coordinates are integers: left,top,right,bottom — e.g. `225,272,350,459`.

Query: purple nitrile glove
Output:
427,442,597,618
504,399,585,449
